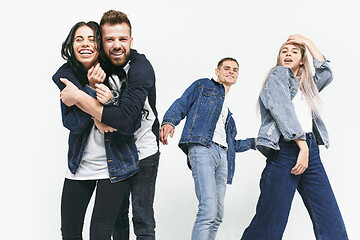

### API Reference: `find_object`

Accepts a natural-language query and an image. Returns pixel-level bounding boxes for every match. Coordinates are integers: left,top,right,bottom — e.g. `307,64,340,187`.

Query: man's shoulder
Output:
194,78,212,84
129,49,152,67
52,63,73,90
128,49,154,76
53,63,71,77
194,78,221,88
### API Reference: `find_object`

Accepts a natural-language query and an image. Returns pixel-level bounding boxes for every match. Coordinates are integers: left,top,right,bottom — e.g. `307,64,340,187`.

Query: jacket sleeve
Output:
101,58,154,134
260,67,305,141
234,138,256,152
313,58,333,92
161,80,200,127
52,64,92,134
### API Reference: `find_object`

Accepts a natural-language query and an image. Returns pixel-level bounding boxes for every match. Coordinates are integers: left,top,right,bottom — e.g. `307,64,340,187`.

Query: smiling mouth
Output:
284,58,293,63
112,52,124,57
79,50,93,54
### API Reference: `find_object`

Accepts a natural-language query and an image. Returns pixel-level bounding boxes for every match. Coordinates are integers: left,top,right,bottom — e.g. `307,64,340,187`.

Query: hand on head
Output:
286,34,308,46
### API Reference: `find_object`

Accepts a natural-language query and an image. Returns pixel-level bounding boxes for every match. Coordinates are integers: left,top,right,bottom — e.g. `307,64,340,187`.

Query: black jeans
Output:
61,178,130,240
113,151,160,240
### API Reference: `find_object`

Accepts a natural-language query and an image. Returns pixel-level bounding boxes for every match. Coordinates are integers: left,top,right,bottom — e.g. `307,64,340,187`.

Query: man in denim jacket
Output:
160,57,256,240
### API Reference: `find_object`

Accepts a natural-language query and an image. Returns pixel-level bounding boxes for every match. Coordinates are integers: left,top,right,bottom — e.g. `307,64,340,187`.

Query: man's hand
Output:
60,78,80,107
88,63,106,88
94,119,117,133
159,124,175,145
95,84,113,104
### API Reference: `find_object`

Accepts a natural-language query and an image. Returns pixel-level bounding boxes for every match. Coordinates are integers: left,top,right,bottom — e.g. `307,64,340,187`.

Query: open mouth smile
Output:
79,49,94,55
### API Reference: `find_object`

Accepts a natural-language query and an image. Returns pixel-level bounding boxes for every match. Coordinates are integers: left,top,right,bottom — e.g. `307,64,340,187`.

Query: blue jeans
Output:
188,143,228,240
241,133,348,240
113,151,160,240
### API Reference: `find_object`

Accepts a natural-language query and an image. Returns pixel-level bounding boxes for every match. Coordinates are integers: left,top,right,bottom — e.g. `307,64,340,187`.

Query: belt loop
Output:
306,132,314,140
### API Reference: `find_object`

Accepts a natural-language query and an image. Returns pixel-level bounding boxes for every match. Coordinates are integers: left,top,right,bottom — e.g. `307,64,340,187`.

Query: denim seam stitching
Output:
299,178,322,239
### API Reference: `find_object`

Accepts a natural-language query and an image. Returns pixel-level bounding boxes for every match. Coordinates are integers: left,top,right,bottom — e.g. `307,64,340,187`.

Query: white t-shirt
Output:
292,91,313,133
65,61,158,179
123,62,158,160
65,125,109,180
212,101,228,148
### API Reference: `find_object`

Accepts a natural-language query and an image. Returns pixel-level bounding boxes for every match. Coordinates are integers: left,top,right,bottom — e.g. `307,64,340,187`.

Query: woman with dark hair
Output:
241,34,348,240
52,21,139,240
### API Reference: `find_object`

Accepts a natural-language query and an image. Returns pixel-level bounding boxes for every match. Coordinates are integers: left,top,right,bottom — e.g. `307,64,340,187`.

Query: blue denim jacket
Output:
257,59,332,158
162,78,255,184
53,63,139,183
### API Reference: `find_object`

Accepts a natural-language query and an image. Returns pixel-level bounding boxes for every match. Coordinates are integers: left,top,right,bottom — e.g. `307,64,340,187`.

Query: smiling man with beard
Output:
55,10,160,240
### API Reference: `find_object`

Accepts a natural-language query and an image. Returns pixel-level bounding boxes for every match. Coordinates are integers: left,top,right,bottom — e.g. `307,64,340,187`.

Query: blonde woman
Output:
241,35,348,240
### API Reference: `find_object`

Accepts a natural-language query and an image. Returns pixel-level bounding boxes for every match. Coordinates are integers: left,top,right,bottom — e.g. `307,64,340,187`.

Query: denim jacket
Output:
162,78,255,184
53,63,139,183
256,58,332,158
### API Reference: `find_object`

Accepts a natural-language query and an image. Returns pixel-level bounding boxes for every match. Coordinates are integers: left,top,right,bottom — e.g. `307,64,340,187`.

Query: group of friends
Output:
52,9,348,240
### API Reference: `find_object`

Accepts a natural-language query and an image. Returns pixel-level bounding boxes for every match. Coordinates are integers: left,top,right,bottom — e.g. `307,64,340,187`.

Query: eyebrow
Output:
223,65,238,69
75,35,94,39
104,35,129,39
282,46,299,51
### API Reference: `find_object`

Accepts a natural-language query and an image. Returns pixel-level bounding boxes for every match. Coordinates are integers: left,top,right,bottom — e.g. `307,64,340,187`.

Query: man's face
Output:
102,22,133,67
215,60,239,86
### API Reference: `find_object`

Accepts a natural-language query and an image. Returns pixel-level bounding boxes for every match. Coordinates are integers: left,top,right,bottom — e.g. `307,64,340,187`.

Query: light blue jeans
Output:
188,143,228,240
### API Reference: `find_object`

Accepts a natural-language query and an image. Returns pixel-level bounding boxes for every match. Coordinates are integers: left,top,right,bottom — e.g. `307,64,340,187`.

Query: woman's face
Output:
278,44,303,75
73,26,99,70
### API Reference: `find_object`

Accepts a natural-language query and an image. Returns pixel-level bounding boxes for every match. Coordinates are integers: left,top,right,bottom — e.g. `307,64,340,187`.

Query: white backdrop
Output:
1,0,359,239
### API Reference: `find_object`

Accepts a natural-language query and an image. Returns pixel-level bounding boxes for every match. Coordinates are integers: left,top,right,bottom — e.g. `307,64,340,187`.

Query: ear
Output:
130,37,134,48
215,68,219,77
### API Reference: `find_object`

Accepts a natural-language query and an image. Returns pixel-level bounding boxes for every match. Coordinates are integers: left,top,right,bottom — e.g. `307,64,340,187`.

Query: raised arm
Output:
286,34,324,62
53,63,116,133
100,58,155,134
287,34,333,91
53,64,92,133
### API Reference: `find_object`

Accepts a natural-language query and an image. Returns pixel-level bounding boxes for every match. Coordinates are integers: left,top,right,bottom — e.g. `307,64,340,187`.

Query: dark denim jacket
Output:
53,63,139,183
162,78,255,184
257,59,332,158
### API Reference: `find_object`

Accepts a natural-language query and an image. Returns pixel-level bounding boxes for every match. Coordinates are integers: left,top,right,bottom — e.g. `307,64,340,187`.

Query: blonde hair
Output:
259,43,322,116
279,43,321,116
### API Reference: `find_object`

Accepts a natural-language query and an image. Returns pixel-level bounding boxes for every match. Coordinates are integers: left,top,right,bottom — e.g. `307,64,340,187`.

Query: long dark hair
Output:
61,21,106,87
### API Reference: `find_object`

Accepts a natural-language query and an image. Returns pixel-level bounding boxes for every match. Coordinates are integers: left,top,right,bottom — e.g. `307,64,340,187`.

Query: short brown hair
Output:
217,57,238,68
100,10,132,35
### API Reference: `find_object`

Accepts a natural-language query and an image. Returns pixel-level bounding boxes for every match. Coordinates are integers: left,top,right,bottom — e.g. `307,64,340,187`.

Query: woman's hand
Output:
286,34,308,46
88,63,106,88
291,139,309,175
93,118,117,133
95,84,113,104
287,34,325,62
